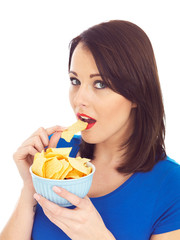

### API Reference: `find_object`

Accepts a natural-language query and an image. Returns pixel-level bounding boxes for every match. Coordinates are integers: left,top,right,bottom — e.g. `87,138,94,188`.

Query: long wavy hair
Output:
68,20,166,174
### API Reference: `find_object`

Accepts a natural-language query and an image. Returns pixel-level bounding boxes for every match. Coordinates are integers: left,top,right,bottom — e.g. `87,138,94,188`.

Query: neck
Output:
93,140,125,168
93,118,133,168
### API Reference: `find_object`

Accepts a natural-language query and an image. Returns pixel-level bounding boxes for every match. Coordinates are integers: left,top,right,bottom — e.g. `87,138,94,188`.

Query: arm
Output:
0,184,36,240
150,230,180,240
0,126,65,240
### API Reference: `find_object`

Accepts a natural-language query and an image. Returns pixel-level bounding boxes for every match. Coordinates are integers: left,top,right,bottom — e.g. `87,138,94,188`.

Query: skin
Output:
1,42,180,239
0,126,67,240
69,42,137,198
69,43,136,148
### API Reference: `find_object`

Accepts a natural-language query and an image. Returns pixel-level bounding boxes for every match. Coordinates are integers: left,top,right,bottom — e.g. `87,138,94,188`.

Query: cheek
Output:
114,100,132,115
100,99,133,125
69,88,74,108
101,98,132,117
81,99,133,144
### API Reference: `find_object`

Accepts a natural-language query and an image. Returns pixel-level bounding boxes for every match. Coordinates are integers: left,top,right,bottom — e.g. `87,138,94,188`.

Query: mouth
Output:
77,113,97,130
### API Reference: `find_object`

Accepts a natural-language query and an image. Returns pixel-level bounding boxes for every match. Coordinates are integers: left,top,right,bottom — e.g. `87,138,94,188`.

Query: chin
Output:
81,132,102,144
81,136,96,144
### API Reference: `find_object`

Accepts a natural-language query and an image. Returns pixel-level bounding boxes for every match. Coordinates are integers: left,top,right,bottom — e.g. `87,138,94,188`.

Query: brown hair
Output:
68,20,166,174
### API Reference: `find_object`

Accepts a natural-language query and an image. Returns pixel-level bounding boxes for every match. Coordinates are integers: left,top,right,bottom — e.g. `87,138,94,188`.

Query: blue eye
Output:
94,81,107,89
70,77,80,86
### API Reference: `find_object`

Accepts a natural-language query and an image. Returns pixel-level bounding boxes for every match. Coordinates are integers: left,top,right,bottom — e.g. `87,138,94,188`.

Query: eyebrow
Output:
69,71,102,78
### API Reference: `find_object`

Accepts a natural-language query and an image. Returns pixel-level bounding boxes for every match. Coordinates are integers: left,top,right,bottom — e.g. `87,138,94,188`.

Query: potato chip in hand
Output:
61,120,88,142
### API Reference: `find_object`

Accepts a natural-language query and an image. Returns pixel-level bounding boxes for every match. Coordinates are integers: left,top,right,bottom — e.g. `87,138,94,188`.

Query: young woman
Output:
1,20,180,240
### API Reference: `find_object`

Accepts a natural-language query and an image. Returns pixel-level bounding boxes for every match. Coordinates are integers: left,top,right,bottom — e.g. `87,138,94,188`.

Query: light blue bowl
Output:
30,162,95,207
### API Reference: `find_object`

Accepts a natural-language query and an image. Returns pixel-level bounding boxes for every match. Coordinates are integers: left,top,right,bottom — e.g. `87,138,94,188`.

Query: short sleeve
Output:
152,197,180,234
152,164,180,234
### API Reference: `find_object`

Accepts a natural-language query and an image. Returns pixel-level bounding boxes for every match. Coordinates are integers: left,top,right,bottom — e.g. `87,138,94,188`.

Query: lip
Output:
77,113,96,121
77,113,97,130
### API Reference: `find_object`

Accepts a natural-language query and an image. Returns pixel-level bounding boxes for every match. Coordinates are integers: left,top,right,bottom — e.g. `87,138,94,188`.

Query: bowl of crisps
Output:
30,147,95,207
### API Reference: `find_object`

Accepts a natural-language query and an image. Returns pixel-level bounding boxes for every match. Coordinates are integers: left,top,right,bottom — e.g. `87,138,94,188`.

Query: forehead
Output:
70,43,99,73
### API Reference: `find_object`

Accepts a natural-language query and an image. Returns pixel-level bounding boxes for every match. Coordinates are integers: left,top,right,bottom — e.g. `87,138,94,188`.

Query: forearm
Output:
0,185,36,240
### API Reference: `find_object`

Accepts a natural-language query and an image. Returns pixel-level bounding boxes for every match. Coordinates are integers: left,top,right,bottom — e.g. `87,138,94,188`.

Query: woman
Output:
1,20,180,240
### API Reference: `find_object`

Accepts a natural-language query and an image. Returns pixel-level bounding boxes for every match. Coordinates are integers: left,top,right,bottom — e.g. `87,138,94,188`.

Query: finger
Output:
34,193,77,220
22,145,38,157
53,187,87,209
22,135,44,153
31,125,65,138
22,128,49,149
14,145,38,161
46,125,67,136
42,207,73,238
36,127,49,147
48,131,62,148
33,136,45,152
27,126,67,149
21,135,43,148
43,208,70,230
83,195,92,203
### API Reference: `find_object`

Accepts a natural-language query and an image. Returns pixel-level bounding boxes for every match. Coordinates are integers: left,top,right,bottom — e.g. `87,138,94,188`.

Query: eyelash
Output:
70,77,107,89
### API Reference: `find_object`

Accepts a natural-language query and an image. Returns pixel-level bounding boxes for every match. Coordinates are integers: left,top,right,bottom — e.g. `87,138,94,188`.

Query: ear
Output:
131,102,137,108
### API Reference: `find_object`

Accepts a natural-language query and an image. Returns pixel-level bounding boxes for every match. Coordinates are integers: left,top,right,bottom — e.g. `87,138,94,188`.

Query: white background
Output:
0,0,179,231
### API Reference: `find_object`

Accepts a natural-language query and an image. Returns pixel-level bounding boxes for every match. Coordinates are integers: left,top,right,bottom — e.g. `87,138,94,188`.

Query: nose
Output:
72,84,91,108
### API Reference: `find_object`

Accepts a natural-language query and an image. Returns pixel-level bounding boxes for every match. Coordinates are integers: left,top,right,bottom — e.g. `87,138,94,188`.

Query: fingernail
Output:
34,193,40,201
53,186,62,193
61,127,68,131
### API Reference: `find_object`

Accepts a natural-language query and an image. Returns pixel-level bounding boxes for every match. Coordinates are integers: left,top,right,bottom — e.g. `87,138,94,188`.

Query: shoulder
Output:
136,156,180,202
140,156,180,185
152,156,180,186
157,157,180,197
149,157,180,235
152,157,180,202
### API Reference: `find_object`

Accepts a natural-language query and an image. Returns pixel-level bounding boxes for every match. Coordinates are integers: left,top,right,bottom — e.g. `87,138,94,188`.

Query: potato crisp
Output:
31,147,92,180
61,120,88,142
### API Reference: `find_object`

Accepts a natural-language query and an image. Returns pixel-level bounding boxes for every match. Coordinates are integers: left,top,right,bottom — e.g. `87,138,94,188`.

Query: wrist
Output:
21,184,36,206
23,180,35,193
102,229,116,240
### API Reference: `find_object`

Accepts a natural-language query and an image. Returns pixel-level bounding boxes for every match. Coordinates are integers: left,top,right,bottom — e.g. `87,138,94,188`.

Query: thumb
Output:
84,195,92,202
48,131,62,148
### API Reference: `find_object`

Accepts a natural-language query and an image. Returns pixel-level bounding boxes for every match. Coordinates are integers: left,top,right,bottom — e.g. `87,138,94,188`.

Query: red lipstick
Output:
77,113,96,129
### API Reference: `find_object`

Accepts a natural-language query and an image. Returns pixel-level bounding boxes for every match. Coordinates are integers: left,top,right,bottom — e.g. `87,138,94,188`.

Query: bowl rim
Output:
30,161,96,182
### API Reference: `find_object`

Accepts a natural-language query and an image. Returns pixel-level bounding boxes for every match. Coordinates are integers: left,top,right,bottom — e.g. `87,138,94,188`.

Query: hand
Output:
34,187,115,240
13,125,66,188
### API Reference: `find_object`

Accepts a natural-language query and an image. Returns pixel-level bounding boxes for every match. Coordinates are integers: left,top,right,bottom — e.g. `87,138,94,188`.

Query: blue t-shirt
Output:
32,135,180,240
